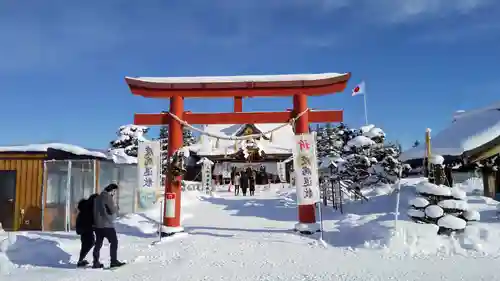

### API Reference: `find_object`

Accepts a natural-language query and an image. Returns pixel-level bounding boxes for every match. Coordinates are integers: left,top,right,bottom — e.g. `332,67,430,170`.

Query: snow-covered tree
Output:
407,179,479,235
109,124,149,157
318,123,404,186
183,127,197,146
316,123,355,158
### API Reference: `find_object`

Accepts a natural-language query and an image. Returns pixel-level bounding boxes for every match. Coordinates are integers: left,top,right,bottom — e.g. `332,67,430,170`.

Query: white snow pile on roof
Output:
108,148,137,164
401,102,500,161
127,73,347,84
0,143,107,158
188,123,294,156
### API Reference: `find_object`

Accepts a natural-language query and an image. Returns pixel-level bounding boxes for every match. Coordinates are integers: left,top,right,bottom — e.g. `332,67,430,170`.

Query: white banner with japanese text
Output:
202,161,213,194
293,133,320,205
138,141,161,193
277,162,287,183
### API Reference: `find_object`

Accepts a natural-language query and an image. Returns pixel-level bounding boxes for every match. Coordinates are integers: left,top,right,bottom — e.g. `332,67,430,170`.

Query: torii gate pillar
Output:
293,94,317,228
162,96,184,234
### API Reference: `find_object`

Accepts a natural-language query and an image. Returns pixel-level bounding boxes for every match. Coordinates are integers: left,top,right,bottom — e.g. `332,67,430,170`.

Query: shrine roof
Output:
187,123,294,156
125,73,350,98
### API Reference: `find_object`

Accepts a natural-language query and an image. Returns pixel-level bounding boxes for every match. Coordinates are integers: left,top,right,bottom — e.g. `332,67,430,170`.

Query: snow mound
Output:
117,190,205,235
463,210,480,221
425,205,444,218
429,154,444,165
409,197,429,208
455,177,483,195
437,215,467,230
408,208,425,218
451,188,467,200
416,182,451,196
438,199,469,211
0,231,17,275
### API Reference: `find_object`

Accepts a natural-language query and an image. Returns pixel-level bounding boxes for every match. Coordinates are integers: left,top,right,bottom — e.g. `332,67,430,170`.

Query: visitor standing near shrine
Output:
92,184,126,269
234,172,241,196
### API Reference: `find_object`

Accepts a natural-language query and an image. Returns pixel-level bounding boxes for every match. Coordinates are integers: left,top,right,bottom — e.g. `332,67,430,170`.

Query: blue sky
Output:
1,0,499,150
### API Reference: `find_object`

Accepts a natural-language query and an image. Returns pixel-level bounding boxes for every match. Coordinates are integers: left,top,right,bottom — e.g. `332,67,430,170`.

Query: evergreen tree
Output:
183,127,197,146
109,124,149,157
319,123,403,186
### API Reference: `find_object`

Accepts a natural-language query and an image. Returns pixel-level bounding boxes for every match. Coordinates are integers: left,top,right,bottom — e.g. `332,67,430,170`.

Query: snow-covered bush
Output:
316,123,403,187
407,180,480,235
110,124,149,157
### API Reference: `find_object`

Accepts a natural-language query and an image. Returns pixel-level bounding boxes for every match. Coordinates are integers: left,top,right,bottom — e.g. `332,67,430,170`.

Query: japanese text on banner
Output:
138,141,161,191
293,133,320,205
202,162,212,192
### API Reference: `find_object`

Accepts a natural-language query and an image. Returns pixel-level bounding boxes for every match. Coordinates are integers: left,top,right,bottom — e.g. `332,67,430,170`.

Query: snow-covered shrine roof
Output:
126,73,348,85
400,102,500,161
187,123,295,156
0,143,108,159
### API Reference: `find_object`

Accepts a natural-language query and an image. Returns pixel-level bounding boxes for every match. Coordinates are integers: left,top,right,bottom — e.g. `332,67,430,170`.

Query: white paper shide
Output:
293,133,320,205
138,141,161,191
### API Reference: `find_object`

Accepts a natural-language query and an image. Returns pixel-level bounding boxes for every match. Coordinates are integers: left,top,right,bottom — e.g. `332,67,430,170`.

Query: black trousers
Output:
79,230,95,262
93,227,118,263
234,185,240,195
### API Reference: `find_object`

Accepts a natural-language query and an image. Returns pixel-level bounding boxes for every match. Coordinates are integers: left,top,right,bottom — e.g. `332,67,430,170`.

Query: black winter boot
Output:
110,260,126,268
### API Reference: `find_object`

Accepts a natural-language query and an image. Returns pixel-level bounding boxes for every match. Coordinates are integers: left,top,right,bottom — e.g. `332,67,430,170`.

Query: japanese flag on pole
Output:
352,81,365,96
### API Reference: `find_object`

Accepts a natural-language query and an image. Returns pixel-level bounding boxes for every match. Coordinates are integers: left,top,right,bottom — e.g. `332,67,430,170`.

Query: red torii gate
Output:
125,72,351,235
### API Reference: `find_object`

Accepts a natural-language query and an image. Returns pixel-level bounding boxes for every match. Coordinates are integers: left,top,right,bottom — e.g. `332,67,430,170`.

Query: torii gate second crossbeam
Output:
126,72,351,236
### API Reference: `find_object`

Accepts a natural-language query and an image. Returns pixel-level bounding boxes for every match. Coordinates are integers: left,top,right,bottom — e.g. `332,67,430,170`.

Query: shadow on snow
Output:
6,235,73,269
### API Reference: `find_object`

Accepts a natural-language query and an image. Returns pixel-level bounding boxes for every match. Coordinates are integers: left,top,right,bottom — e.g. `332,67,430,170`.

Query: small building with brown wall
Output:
0,143,137,232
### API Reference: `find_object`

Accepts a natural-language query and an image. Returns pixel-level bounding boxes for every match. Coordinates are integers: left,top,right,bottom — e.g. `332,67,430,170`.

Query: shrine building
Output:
187,123,295,184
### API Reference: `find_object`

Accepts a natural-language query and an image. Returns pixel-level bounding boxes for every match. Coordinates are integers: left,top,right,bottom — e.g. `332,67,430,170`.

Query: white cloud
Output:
369,0,493,23
0,0,496,73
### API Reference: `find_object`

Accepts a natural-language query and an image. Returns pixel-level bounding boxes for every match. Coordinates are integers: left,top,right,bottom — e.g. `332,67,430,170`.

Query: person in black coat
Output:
240,171,249,196
249,170,256,196
75,193,98,267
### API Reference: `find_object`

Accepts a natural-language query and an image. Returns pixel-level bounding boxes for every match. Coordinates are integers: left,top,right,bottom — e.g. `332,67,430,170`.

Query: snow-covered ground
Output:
2,179,500,281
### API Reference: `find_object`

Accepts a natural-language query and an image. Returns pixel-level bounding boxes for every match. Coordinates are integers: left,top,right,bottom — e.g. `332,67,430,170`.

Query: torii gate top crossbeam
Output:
125,72,351,98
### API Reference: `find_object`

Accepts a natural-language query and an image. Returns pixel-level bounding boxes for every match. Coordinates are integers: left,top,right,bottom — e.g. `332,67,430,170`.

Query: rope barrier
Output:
165,108,310,141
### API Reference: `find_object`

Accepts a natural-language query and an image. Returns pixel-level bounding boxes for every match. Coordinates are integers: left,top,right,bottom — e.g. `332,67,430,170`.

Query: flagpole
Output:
363,84,368,125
